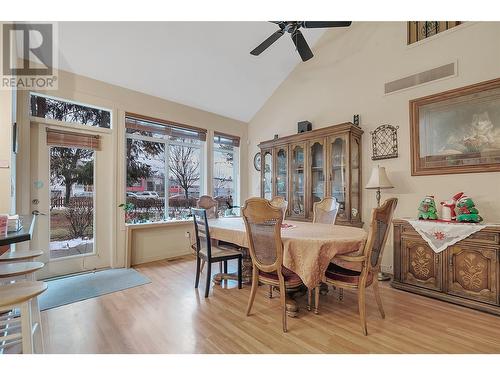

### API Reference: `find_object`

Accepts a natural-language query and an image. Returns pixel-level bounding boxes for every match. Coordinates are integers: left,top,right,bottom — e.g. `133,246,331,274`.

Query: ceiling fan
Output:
250,21,352,62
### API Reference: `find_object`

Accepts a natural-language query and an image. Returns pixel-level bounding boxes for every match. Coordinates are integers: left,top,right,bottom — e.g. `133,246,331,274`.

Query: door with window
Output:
28,94,113,278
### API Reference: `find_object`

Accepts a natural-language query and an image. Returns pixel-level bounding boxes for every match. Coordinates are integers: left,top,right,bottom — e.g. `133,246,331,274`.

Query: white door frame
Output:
30,120,112,278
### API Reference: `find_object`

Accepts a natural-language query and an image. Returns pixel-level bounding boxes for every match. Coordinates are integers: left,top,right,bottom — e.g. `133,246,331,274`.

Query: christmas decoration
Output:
418,195,438,220
455,195,483,223
440,192,464,221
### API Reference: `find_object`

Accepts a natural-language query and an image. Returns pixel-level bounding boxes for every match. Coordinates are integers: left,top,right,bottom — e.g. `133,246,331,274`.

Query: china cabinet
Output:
259,122,363,227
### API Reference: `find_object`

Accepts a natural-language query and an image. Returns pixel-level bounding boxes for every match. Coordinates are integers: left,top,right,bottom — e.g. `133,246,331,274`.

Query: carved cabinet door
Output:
402,238,442,291
446,246,498,305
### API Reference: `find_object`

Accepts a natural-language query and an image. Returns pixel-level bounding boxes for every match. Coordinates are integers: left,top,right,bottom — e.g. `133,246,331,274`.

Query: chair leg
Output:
20,301,33,354
31,296,44,354
205,262,212,298
223,260,228,273
246,267,259,316
237,257,242,289
306,288,312,311
200,260,205,275
278,278,287,333
268,285,273,299
358,286,368,336
219,262,223,273
338,287,344,301
314,287,320,314
195,256,201,288
372,278,385,319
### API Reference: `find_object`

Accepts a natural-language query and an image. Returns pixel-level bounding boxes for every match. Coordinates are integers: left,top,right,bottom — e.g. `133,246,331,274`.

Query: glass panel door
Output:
30,122,111,279
275,147,288,200
49,146,95,259
351,137,361,222
329,135,347,220
290,144,305,217
262,150,273,200
309,140,325,217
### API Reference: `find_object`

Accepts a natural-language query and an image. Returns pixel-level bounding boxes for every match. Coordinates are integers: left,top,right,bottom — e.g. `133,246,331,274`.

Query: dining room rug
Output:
38,268,151,311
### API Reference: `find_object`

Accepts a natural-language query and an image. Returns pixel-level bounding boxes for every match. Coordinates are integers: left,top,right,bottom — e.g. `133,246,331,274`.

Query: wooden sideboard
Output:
392,219,500,316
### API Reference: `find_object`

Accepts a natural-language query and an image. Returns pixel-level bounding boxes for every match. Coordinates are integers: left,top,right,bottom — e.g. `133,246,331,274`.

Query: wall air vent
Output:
384,62,456,94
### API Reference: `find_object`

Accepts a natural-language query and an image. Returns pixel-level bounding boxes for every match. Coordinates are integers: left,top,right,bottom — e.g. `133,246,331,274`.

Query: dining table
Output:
207,216,367,316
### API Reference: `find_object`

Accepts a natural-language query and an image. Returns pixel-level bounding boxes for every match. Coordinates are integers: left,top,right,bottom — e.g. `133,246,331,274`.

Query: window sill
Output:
125,219,192,229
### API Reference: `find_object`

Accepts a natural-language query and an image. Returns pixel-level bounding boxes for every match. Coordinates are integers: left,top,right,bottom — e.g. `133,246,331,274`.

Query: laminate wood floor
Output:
40,256,500,353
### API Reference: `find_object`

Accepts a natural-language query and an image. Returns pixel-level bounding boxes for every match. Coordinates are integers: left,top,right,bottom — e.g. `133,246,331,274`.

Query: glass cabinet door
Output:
290,143,305,217
328,135,348,221
350,136,361,223
309,139,325,217
275,147,288,200
262,150,273,200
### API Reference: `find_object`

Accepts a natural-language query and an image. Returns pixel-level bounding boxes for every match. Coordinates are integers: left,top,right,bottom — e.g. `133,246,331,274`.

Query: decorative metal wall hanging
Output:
353,114,360,126
371,124,399,160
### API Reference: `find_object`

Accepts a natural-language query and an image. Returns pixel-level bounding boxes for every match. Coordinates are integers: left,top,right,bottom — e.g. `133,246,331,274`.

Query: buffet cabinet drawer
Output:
402,238,442,292
446,245,499,305
400,223,499,246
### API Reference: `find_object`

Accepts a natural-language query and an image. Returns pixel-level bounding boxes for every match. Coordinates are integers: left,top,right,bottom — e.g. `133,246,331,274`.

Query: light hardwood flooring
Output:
40,256,500,353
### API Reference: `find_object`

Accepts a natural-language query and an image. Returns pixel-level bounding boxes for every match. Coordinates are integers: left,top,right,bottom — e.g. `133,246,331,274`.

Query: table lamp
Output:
365,166,393,207
365,165,394,281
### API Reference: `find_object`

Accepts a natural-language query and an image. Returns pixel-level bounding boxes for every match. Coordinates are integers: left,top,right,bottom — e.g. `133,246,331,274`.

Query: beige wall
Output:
15,67,248,268
247,22,500,273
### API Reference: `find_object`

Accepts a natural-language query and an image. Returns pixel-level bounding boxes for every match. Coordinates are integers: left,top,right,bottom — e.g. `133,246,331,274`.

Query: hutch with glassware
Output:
259,122,363,227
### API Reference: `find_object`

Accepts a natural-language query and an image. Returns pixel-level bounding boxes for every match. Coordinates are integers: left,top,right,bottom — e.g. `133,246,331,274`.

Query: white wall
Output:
247,22,500,272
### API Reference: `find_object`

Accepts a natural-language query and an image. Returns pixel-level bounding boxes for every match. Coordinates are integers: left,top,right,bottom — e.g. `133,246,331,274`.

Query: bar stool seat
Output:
0,250,44,262
0,281,47,353
0,262,44,280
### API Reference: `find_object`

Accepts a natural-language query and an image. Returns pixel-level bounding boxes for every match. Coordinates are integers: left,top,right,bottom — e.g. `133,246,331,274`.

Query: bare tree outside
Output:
169,143,200,199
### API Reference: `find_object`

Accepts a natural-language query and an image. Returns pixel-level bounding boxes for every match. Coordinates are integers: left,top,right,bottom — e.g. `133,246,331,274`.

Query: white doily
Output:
407,219,486,253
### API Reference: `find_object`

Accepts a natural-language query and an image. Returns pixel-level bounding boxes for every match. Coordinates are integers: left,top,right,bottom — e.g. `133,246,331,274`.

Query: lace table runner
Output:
406,219,486,253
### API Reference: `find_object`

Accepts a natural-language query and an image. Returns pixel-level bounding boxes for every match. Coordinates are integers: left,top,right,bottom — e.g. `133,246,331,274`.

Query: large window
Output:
213,132,239,217
31,93,112,128
125,116,206,223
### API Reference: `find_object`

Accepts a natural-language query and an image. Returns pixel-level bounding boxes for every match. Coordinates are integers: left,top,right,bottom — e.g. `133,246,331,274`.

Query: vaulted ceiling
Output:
56,22,328,122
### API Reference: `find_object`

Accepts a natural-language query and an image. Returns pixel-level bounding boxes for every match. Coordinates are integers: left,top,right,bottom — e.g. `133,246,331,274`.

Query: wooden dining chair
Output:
197,195,219,219
320,198,398,335
313,197,340,224
192,208,242,298
242,198,303,333
192,195,221,274
269,196,288,219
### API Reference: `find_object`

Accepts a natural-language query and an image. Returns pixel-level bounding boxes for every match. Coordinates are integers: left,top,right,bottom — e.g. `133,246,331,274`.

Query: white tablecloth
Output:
407,219,486,253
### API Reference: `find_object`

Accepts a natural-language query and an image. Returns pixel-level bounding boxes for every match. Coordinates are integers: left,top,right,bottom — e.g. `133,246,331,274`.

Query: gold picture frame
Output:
410,78,500,176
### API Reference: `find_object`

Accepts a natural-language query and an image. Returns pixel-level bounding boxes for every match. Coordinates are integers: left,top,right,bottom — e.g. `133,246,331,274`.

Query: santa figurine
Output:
440,192,464,221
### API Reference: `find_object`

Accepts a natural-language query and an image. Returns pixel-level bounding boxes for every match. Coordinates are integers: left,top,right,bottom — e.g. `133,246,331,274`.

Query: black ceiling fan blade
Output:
301,21,352,28
250,30,284,56
291,30,313,62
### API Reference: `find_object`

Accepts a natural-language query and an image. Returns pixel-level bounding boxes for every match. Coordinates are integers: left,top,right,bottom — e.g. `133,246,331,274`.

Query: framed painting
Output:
410,78,500,176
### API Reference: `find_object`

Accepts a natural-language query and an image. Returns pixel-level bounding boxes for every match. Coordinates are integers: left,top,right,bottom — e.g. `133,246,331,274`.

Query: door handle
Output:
32,210,47,216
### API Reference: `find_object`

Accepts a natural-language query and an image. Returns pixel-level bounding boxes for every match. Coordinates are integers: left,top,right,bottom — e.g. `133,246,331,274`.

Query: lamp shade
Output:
365,166,393,190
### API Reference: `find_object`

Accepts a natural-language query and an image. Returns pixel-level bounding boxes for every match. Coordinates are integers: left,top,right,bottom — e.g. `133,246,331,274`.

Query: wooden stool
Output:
0,281,47,353
0,262,44,283
0,250,44,263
